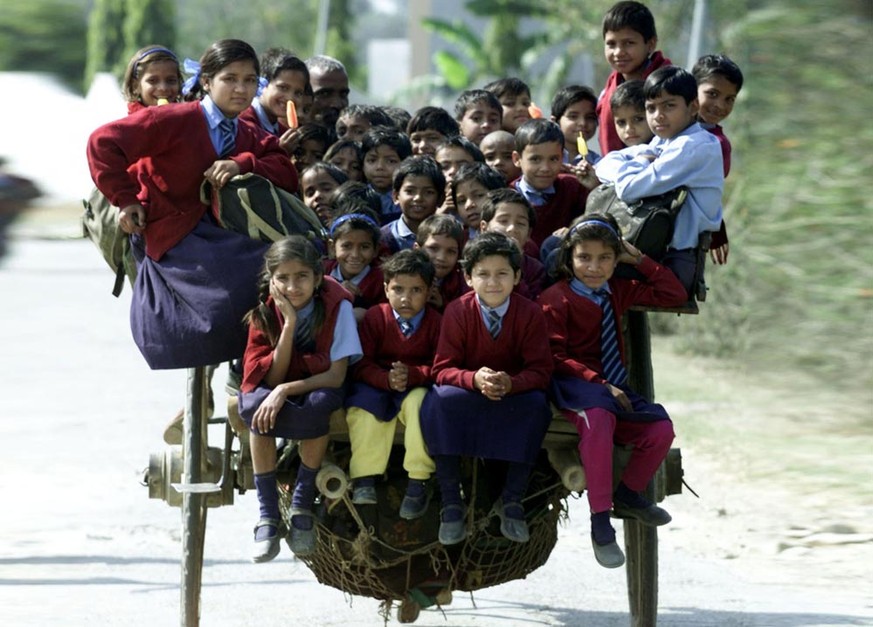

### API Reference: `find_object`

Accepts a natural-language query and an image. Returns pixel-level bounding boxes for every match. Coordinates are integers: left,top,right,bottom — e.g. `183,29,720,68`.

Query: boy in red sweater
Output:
421,232,554,546
596,1,671,156
511,119,588,248
345,249,441,519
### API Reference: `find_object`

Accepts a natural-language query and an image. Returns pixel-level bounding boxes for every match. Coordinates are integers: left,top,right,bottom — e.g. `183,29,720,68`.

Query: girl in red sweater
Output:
538,213,686,569
121,45,182,114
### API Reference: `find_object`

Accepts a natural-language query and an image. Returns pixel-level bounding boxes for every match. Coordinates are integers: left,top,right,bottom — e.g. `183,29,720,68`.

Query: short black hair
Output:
381,248,436,286
461,230,522,275
260,47,309,83
324,138,362,163
644,66,698,105
514,118,565,153
483,77,531,101
551,85,598,120
407,106,460,138
450,163,505,206
692,54,744,93
479,188,536,228
301,162,348,186
415,213,464,248
602,1,657,41
330,181,382,216
381,105,412,132
294,123,331,149
435,135,485,163
391,155,446,194
454,89,503,120
610,79,646,111
361,126,413,160
338,104,394,127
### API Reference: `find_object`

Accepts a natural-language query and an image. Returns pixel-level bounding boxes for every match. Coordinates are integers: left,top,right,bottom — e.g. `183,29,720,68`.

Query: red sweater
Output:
352,303,442,390
513,174,588,246
324,260,387,310
434,266,470,313
597,51,671,156
433,292,553,393
87,101,297,260
516,254,546,301
538,256,685,384
240,277,353,392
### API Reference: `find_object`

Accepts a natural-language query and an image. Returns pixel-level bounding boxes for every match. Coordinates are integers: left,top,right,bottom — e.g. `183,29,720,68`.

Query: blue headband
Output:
329,213,380,237
132,47,177,78
182,58,201,96
571,219,620,239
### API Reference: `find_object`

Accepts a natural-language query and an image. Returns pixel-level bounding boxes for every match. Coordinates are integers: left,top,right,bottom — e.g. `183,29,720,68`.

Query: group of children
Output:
88,0,744,571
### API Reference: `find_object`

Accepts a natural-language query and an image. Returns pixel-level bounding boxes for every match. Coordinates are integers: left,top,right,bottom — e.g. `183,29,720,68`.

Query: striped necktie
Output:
596,289,627,386
294,316,313,350
398,318,413,337
486,308,501,339
217,118,236,157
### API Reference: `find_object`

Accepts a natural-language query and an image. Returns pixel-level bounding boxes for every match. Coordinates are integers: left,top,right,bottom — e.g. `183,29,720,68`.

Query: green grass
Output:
668,1,873,404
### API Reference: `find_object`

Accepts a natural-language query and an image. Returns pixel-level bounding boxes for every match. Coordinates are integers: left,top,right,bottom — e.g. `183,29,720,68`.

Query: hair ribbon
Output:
182,58,201,95
329,213,380,237
256,76,268,97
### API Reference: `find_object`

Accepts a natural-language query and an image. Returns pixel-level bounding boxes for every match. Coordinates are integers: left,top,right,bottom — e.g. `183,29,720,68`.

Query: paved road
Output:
1,238,870,626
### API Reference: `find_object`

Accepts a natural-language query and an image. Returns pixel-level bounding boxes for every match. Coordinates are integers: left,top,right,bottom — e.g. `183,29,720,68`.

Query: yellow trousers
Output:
346,387,435,480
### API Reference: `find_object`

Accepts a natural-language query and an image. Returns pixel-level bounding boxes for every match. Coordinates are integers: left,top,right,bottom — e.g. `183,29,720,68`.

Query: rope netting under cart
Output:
277,450,569,616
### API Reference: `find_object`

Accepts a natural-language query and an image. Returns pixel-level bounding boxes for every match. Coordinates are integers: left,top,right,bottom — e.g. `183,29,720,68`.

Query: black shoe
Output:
591,534,625,568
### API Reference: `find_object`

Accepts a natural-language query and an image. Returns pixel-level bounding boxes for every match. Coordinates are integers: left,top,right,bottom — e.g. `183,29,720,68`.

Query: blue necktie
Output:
398,319,413,337
596,289,627,386
486,309,501,339
294,316,313,350
217,118,236,157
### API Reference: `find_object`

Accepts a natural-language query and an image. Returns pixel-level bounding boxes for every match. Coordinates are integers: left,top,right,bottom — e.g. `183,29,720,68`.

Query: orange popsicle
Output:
528,103,543,119
286,100,298,129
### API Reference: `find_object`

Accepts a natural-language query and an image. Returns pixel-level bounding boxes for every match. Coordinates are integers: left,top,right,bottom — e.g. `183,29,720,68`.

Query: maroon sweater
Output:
513,174,588,245
352,303,442,390
324,260,387,310
538,256,686,384
87,101,297,260
433,292,553,393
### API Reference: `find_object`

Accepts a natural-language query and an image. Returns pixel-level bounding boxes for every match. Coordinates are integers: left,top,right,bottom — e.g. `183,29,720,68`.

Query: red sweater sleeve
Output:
540,286,607,384
234,118,298,193
615,256,688,311
506,301,554,393
432,301,477,390
241,321,276,393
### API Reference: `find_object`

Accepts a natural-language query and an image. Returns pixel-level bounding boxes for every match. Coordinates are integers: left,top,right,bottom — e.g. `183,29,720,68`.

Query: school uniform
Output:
345,304,442,480
324,260,387,310
420,292,553,465
596,51,671,156
538,260,685,511
239,277,362,440
432,266,470,313
370,186,402,225
515,253,546,301
87,97,298,369
239,100,281,136
380,216,419,254
512,174,588,246
701,122,732,250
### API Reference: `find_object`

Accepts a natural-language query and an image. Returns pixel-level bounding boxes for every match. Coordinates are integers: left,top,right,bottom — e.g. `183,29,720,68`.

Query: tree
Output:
121,0,176,73
0,0,88,92
84,0,126,90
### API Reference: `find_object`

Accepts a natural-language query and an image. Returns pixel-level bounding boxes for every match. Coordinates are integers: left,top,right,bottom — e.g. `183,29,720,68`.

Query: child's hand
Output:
550,226,570,240
617,240,643,266
563,161,600,190
204,159,241,189
269,278,297,326
606,383,633,412
427,285,444,309
710,242,729,265
279,128,302,157
252,386,288,434
119,204,147,234
342,280,361,297
437,185,456,215
389,361,409,392
474,367,508,401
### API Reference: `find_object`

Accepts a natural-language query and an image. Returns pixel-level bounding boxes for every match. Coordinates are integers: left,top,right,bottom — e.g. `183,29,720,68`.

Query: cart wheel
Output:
397,598,421,623
180,367,210,627
624,520,658,627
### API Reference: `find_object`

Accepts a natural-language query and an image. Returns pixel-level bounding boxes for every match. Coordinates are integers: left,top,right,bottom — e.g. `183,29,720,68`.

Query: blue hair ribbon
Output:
571,218,620,239
256,76,268,97
182,58,201,96
329,213,380,237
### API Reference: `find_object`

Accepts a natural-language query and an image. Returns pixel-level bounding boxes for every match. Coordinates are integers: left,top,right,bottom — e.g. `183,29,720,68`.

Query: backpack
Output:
81,187,137,297
585,184,687,258
201,173,327,245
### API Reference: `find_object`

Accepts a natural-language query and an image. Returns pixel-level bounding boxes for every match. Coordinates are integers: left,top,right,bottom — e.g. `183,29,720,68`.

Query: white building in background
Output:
0,72,125,204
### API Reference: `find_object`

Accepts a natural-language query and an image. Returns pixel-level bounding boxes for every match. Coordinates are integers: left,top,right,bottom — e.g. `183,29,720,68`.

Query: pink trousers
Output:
562,408,674,513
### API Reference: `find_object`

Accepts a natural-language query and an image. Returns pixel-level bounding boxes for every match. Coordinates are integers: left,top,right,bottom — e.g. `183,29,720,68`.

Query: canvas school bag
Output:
81,187,137,296
200,173,327,245
585,184,687,258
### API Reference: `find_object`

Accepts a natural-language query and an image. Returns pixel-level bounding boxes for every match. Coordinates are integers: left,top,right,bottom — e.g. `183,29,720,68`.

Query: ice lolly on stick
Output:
577,132,588,159
157,98,169,106
286,100,298,129
528,103,543,119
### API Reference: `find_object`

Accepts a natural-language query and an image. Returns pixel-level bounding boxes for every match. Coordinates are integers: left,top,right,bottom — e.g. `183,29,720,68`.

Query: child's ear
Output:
327,238,336,258
512,150,522,166
645,37,657,55
689,98,700,118
392,189,400,203
513,269,522,286
464,272,474,289
479,219,488,232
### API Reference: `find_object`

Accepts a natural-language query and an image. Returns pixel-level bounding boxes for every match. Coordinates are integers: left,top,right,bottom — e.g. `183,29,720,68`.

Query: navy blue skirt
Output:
345,381,417,422
551,375,669,422
130,216,268,369
420,385,551,464
238,385,344,439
